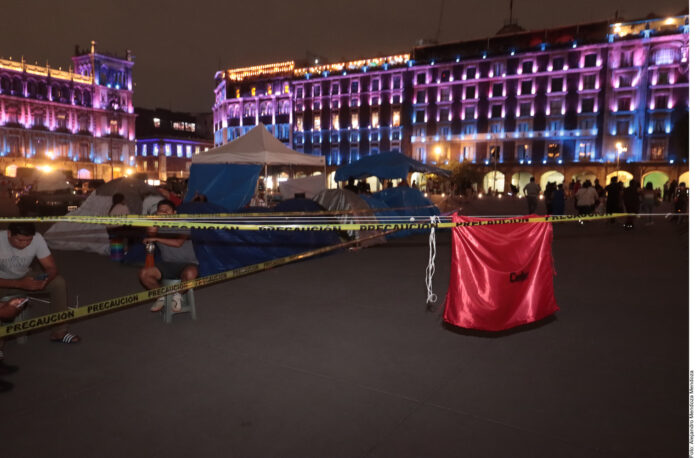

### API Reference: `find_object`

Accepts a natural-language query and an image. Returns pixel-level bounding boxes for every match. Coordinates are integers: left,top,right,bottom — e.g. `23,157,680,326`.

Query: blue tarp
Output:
359,195,401,239
178,201,341,277
334,151,450,182
184,163,261,211
372,187,440,237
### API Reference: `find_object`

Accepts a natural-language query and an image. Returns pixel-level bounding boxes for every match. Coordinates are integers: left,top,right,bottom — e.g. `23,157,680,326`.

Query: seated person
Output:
139,200,199,313
0,222,80,362
0,297,28,392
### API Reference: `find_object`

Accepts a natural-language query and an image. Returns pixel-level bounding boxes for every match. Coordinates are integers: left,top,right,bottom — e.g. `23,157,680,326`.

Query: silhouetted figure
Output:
551,183,565,215
622,179,640,229
344,177,359,193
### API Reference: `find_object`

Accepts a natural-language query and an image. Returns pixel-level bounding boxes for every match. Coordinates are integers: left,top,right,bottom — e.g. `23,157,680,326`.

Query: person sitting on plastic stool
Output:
139,199,199,313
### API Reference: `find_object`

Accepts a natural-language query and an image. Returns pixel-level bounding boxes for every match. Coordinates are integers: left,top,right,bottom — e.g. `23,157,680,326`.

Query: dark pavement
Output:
0,199,688,458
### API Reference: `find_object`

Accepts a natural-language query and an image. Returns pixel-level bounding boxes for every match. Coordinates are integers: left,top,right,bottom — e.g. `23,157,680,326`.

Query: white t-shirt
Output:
0,231,51,279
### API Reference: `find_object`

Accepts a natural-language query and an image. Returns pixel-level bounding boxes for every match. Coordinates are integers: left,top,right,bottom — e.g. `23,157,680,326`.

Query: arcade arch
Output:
483,171,505,193
642,171,669,190
510,172,533,196
678,171,690,187
540,170,564,191
605,171,633,185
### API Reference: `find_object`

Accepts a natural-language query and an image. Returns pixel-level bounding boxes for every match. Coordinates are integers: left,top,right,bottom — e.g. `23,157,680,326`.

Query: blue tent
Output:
184,163,261,211
334,151,450,182
372,187,440,237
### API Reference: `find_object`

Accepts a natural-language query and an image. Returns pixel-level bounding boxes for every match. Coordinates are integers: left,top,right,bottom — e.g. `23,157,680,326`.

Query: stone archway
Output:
483,171,505,193
540,170,565,191
678,171,690,187
605,170,634,186
642,170,669,190
510,172,533,196
572,170,598,185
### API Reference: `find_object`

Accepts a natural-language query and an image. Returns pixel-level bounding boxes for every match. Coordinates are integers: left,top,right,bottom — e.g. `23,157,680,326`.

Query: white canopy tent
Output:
192,124,325,167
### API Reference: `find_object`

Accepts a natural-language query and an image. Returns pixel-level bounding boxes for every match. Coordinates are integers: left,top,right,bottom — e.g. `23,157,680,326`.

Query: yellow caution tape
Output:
0,212,633,231
0,231,390,338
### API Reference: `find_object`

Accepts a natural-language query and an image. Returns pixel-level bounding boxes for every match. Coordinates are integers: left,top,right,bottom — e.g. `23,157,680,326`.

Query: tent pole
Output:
264,163,269,205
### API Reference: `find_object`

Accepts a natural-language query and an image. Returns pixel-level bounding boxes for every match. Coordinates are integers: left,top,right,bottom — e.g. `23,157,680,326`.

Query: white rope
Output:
425,215,441,305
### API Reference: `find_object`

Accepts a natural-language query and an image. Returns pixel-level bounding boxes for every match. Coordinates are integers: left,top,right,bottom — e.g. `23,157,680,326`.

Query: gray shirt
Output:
0,231,51,279
524,182,541,197
156,228,198,265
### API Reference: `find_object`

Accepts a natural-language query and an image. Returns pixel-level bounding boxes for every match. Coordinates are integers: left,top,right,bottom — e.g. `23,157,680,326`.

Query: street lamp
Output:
433,145,442,163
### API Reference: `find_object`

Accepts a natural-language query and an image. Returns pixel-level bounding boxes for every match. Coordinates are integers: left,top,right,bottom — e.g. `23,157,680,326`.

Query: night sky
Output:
0,0,687,113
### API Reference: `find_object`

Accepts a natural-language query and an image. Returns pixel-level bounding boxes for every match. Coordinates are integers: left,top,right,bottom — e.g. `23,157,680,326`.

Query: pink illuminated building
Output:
0,41,136,180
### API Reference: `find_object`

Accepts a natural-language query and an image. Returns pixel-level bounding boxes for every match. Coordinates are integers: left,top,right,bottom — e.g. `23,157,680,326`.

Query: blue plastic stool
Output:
161,279,197,324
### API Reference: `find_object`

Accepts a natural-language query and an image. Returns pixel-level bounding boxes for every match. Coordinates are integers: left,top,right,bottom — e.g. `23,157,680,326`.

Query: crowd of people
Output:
526,177,688,228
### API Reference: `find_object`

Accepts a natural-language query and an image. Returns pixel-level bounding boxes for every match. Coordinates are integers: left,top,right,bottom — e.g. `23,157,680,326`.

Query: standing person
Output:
575,180,599,215
622,179,641,229
0,223,81,368
139,200,199,313
640,182,657,225
523,177,541,214
673,182,689,223
343,177,359,193
544,182,555,214
667,180,678,202
551,183,566,215
605,176,623,217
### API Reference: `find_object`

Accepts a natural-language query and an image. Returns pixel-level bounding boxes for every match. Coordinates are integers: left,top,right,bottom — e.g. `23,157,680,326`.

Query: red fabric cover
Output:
443,214,559,331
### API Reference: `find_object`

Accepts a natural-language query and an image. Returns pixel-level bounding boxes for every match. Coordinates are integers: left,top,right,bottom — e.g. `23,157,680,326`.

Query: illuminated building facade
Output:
135,108,213,180
213,15,689,190
0,41,136,180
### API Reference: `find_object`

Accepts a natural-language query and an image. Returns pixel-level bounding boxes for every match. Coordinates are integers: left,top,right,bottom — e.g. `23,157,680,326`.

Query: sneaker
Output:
171,293,183,313
150,297,166,312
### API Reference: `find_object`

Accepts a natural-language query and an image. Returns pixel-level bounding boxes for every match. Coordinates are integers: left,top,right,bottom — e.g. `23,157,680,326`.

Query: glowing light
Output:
39,165,53,173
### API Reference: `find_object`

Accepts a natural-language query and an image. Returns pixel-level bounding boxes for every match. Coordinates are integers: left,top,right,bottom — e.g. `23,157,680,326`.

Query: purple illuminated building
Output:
135,107,213,180
213,14,689,190
0,41,136,180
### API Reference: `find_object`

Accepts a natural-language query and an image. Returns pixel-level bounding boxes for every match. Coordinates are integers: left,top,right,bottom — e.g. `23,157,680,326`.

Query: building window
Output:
331,113,339,130
440,69,451,82
620,51,633,68
464,124,476,135
350,80,359,93
579,118,594,130
491,105,502,118
522,61,534,74
464,106,476,120
577,142,593,159
549,120,562,131
490,123,501,134
654,95,668,110
465,67,476,79
547,143,560,159
176,144,183,157
416,90,426,104
351,112,359,129
652,48,677,66
582,74,596,89
369,131,379,142
109,119,119,135
617,97,631,112
350,98,359,108
416,72,427,84
492,62,505,77
350,132,359,143
552,57,564,71
296,117,304,131
165,144,172,156
489,145,501,161
616,120,630,135
371,79,380,91
550,77,563,93
491,83,503,97
465,86,476,99
392,75,402,89
414,109,425,123
581,98,594,113
331,83,340,95
550,100,562,116
314,114,321,130
371,110,379,128
186,145,192,158
439,87,451,101
520,80,532,95
392,110,400,127
153,117,161,128
370,96,379,106
618,74,632,88
519,102,531,117
516,144,529,159
391,94,401,104
312,85,321,97
295,87,304,98
657,70,670,85
649,142,665,160
517,122,530,132
584,54,597,67
313,101,321,111
439,108,450,121
653,118,666,134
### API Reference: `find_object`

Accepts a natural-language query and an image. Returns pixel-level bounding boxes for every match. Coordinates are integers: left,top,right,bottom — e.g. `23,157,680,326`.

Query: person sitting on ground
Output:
0,222,81,367
0,296,29,393
139,200,199,313
575,180,599,216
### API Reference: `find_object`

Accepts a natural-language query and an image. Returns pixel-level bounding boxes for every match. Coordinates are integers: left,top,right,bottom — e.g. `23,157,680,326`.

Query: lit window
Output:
351,112,359,129
392,110,400,127
176,144,183,157
153,117,160,128
267,84,273,95
153,145,159,156
332,113,339,130
195,146,200,155
313,115,321,131
284,83,289,94
296,118,304,131
371,110,379,128
251,87,256,96
165,144,171,156
186,145,192,158
235,88,240,98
